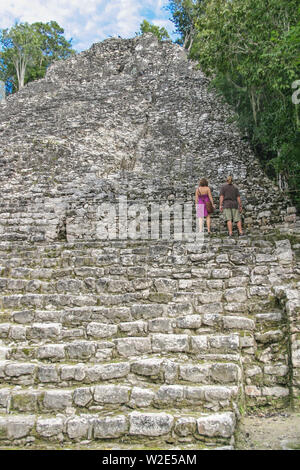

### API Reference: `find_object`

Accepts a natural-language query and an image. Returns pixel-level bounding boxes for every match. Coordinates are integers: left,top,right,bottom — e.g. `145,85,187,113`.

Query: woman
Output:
195,178,215,234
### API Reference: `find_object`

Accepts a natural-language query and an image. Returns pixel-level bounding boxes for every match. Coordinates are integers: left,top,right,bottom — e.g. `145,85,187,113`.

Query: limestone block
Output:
202,385,238,402
180,364,211,383
264,365,289,376
65,341,97,359
12,310,35,324
36,417,64,438
86,322,118,338
37,344,65,360
37,365,59,383
212,269,231,279
148,318,173,333
5,363,36,377
60,364,86,382
249,286,271,297
155,385,184,404
255,330,284,344
66,416,89,439
119,320,147,336
115,337,151,357
73,387,93,407
198,292,223,304
152,334,189,352
190,335,208,352
129,412,174,436
209,334,240,351
131,303,165,320
262,387,289,397
224,288,247,303
12,391,40,412
9,326,27,340
0,389,10,408
93,416,128,439
210,363,240,383
176,315,202,329
275,240,293,265
129,387,155,408
131,358,163,376
43,390,73,410
98,362,130,381
0,415,35,439
27,323,62,340
201,313,222,326
222,316,255,331
197,412,236,438
94,385,130,404
174,417,196,437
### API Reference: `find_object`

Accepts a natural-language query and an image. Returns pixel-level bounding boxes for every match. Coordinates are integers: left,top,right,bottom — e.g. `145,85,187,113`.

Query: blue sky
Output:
0,0,177,52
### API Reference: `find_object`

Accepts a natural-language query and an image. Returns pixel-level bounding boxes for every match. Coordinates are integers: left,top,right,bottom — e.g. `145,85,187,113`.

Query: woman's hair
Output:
199,178,208,187
227,175,233,184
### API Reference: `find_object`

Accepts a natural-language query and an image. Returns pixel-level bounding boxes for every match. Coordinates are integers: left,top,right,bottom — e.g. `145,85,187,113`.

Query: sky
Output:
0,0,177,52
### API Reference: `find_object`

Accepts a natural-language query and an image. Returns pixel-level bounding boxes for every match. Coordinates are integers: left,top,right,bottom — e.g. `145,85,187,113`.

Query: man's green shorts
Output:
223,208,241,222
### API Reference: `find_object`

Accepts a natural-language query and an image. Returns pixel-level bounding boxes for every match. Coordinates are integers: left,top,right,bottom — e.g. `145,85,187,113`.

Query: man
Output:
219,176,244,236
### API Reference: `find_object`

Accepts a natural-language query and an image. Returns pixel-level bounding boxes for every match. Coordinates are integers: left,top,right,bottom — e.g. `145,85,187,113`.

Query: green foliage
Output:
138,20,170,41
0,20,75,93
167,0,300,209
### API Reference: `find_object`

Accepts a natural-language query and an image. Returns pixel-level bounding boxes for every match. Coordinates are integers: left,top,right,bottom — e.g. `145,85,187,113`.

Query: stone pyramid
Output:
0,33,294,243
0,34,299,450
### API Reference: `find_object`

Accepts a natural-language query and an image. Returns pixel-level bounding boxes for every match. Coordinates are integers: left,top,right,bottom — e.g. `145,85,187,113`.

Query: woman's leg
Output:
206,215,211,233
198,217,204,232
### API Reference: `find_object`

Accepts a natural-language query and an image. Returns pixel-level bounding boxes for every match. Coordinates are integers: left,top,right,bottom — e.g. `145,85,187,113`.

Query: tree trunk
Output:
250,87,258,126
13,54,27,90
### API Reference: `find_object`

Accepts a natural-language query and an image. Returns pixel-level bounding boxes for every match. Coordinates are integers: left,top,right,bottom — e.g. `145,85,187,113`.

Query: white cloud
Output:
0,0,175,52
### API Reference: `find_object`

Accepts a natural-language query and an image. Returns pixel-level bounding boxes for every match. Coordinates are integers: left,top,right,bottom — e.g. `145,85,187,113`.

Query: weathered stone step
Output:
0,238,279,261
0,410,237,447
0,383,240,415
0,288,277,313
0,275,272,294
0,358,242,387
2,332,242,363
0,315,257,346
0,236,285,258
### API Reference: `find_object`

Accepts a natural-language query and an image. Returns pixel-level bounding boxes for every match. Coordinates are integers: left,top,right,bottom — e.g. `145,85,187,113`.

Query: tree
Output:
0,21,75,93
0,22,42,91
138,20,170,41
27,21,75,82
192,0,300,207
165,0,203,51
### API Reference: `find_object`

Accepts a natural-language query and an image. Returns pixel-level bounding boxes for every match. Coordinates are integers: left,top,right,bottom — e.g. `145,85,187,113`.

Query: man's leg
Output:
227,220,233,236
237,220,243,235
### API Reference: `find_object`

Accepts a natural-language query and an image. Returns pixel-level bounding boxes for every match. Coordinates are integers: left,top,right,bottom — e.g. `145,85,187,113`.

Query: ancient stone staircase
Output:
0,32,299,450
0,233,299,449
